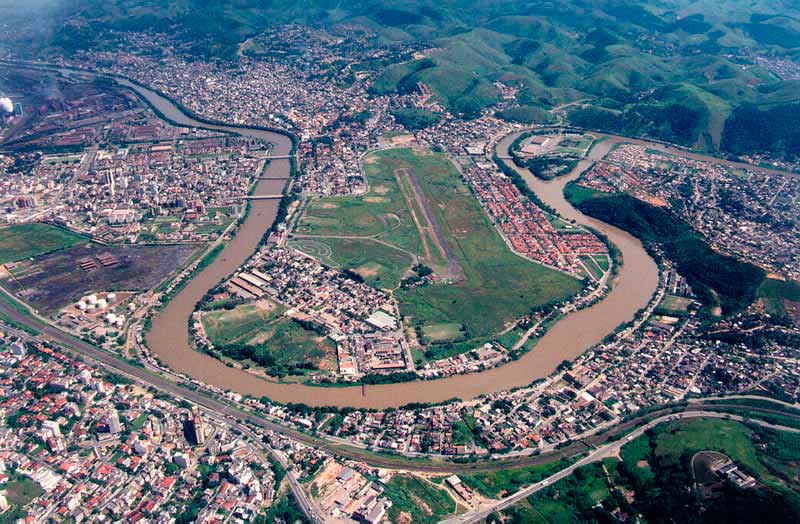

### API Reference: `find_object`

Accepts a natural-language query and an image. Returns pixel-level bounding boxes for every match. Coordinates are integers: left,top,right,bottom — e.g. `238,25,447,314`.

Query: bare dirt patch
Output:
316,202,340,209
372,184,391,195
253,299,280,315
355,263,381,279
389,134,416,147
7,243,198,315
364,196,389,203
643,196,669,207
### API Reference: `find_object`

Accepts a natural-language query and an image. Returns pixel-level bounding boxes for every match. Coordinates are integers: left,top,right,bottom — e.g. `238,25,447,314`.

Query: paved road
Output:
1,289,797,477
210,413,323,523
443,410,800,523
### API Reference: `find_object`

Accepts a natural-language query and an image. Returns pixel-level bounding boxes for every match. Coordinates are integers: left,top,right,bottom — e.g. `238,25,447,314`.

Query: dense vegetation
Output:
721,103,800,160
565,184,765,315
496,105,555,124
568,103,704,146
494,418,800,524
15,1,800,157
391,106,442,130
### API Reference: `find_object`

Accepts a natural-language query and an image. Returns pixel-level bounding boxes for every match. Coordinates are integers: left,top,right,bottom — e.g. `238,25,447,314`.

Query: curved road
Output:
0,303,797,476
444,409,800,523
126,76,659,409
3,62,784,411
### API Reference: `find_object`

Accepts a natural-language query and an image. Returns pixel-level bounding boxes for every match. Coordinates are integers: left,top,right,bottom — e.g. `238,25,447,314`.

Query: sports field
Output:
0,223,88,264
657,294,694,315
295,147,581,342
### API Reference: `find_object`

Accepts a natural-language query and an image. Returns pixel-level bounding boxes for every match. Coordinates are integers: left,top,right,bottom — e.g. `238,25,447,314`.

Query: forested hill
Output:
5,1,800,158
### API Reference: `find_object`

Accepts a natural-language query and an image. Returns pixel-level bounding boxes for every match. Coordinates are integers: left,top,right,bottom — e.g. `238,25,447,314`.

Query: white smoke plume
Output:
0,97,12,113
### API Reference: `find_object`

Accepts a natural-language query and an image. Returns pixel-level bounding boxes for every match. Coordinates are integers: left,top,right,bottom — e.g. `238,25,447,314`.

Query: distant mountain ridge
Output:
5,0,799,158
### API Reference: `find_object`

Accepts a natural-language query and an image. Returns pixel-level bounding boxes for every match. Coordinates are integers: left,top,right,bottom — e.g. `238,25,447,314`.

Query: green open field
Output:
201,300,284,345
201,301,334,373
460,458,573,498
296,147,581,345
651,418,764,474
294,148,438,286
0,223,87,264
384,475,461,523
657,294,694,315
579,254,604,280
0,472,44,524
421,322,464,343
288,236,413,289
553,134,596,156
391,149,580,339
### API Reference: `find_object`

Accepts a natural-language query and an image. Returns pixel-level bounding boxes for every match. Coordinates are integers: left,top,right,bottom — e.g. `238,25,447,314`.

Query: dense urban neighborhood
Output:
1,1,800,522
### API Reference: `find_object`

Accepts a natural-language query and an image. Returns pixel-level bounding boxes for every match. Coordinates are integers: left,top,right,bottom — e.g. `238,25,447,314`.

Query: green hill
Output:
13,0,800,156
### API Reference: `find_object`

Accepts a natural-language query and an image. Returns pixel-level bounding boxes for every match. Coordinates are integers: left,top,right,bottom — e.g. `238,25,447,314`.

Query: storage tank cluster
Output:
76,293,117,313
104,312,126,328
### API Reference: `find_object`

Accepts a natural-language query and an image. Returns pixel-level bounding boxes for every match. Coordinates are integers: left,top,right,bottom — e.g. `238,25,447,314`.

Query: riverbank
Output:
2,62,661,409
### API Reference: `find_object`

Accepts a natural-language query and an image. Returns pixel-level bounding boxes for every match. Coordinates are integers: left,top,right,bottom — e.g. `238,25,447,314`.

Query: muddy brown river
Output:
6,62,790,409
126,77,661,408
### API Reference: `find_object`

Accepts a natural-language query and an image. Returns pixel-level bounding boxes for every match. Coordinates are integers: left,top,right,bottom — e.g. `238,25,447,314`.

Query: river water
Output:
112,79,660,409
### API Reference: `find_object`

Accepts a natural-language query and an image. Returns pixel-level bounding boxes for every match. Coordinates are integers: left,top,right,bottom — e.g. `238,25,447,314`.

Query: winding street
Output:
443,410,800,524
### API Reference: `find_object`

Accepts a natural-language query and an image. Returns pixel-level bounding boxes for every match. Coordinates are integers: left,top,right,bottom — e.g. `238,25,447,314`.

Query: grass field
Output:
651,418,765,475
460,458,572,498
201,300,284,346
202,301,334,371
392,148,580,339
384,475,460,523
296,147,580,346
293,149,428,287
421,322,464,343
0,472,44,524
0,223,87,264
288,237,413,289
657,294,694,315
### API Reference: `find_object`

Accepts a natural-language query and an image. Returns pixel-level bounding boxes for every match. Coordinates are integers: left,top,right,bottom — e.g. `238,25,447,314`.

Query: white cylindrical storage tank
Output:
96,298,108,309
87,294,98,305
107,293,117,303
76,301,87,311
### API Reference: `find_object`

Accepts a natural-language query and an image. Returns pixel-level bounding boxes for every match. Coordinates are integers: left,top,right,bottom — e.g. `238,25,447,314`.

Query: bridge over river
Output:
17,62,761,409
109,74,661,409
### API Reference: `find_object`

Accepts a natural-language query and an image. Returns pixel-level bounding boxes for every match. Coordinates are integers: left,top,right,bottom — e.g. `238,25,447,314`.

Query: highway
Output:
4,58,800,524
1,287,798,478
443,410,800,523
